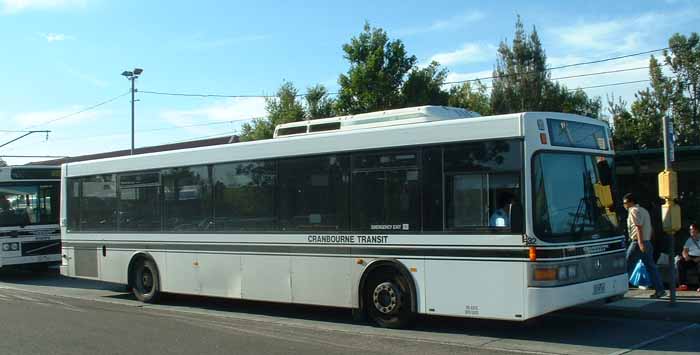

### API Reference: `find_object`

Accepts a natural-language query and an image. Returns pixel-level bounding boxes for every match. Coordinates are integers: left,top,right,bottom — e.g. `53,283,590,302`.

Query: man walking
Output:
624,193,667,298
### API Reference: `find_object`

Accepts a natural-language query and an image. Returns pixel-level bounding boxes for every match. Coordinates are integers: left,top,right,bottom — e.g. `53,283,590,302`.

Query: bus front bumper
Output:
527,273,628,318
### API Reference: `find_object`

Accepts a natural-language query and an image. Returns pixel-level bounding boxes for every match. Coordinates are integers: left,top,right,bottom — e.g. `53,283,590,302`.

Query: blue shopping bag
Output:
629,260,651,287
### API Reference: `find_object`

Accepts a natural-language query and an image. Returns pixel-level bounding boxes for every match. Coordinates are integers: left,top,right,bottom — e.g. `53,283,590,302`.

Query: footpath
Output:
575,288,700,322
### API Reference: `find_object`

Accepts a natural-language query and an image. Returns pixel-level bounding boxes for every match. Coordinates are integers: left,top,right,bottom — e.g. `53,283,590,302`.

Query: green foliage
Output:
663,33,700,145
401,61,450,107
491,16,600,117
305,84,335,119
240,82,336,141
611,33,700,149
240,82,305,141
447,81,492,115
336,22,417,114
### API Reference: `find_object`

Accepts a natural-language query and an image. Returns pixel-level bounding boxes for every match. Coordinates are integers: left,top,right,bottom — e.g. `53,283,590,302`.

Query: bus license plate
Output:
593,283,605,295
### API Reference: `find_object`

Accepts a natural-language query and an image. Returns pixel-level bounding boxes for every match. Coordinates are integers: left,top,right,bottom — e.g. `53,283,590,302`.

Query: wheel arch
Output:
357,259,418,315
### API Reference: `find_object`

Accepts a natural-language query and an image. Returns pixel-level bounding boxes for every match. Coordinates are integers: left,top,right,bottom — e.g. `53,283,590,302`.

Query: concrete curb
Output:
572,290,700,322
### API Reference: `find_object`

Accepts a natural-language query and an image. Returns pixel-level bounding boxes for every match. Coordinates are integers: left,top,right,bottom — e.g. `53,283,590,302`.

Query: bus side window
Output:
443,140,523,233
351,150,421,232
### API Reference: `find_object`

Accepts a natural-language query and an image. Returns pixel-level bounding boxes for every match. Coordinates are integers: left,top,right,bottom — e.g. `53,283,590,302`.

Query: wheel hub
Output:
141,269,153,292
373,282,401,314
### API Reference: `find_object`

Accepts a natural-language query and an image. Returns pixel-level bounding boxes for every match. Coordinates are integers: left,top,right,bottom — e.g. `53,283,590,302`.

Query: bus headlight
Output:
531,263,581,286
11,242,19,251
2,243,9,251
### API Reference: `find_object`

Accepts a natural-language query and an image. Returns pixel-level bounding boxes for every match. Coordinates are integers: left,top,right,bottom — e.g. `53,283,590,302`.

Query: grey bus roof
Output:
273,105,480,138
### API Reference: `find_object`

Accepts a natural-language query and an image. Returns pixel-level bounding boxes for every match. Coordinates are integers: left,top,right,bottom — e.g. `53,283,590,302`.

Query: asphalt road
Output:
0,269,698,355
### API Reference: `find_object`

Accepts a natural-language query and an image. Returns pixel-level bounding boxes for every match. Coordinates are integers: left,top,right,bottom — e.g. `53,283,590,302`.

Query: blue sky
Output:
1,0,698,165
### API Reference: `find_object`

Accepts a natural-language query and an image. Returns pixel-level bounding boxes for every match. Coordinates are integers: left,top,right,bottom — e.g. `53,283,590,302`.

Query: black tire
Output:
363,269,415,328
132,258,161,303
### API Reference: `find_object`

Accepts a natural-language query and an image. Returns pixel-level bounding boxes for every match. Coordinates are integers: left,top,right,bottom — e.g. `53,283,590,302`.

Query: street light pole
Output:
121,68,143,155
130,75,135,155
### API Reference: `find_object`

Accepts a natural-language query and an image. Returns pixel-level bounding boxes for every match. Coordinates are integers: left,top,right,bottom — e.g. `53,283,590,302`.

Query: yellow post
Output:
658,170,681,234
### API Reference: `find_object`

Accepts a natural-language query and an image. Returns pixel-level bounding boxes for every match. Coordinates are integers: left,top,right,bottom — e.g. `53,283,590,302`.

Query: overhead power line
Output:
442,46,675,86
24,91,131,129
139,90,279,99
46,117,265,142
568,79,651,91
139,47,672,99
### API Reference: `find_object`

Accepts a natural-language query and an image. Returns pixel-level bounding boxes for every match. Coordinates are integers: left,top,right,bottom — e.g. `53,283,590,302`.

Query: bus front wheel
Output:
364,270,415,328
132,258,161,303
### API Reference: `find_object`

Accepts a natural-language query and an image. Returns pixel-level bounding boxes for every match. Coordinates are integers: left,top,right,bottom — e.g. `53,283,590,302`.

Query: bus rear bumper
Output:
527,273,628,318
1,254,61,266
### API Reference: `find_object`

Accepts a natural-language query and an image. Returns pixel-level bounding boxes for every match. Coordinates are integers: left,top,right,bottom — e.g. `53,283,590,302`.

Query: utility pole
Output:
121,68,143,155
658,114,681,305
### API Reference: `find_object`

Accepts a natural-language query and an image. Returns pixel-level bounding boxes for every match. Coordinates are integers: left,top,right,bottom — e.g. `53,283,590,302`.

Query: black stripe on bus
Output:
62,239,625,260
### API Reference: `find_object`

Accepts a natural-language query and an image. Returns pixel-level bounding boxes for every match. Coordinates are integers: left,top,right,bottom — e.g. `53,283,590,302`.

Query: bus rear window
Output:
547,119,608,150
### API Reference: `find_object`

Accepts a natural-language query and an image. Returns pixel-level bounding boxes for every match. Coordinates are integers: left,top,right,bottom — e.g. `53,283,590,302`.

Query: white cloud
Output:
395,11,485,36
551,10,699,53
39,32,74,42
442,69,494,90
428,43,492,66
160,98,267,135
1,0,86,14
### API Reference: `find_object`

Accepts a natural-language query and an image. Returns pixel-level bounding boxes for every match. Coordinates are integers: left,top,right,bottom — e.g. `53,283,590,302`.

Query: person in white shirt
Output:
676,223,700,291
624,193,666,298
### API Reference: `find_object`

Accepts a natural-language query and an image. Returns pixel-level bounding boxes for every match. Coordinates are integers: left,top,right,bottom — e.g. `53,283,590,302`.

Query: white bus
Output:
0,166,62,270
60,106,627,328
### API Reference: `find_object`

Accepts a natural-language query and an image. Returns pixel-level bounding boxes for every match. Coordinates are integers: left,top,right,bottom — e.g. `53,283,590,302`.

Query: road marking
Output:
607,323,699,355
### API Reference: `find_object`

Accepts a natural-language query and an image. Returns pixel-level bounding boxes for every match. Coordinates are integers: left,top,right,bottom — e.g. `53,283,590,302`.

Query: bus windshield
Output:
533,152,619,242
0,183,59,227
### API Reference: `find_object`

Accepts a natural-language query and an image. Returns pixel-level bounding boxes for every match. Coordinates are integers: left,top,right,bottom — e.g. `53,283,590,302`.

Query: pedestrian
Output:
676,223,700,292
623,193,667,298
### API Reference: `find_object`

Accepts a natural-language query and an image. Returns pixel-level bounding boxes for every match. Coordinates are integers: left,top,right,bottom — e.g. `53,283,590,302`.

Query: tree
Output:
401,61,450,107
240,82,305,141
305,84,335,119
336,22,417,114
491,16,600,117
662,33,700,145
611,32,700,148
447,81,492,115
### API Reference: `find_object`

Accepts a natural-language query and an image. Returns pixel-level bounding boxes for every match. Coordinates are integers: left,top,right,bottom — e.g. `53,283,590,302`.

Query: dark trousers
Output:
626,240,665,292
676,258,700,285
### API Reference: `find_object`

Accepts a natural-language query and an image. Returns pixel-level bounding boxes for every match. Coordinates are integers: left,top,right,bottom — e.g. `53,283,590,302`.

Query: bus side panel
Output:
99,248,128,284
425,260,525,320
241,255,292,302
197,253,242,298
163,252,200,294
291,257,352,307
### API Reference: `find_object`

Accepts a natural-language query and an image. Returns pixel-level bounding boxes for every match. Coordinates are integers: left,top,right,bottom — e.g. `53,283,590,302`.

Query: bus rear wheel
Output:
132,258,161,303
364,270,415,328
